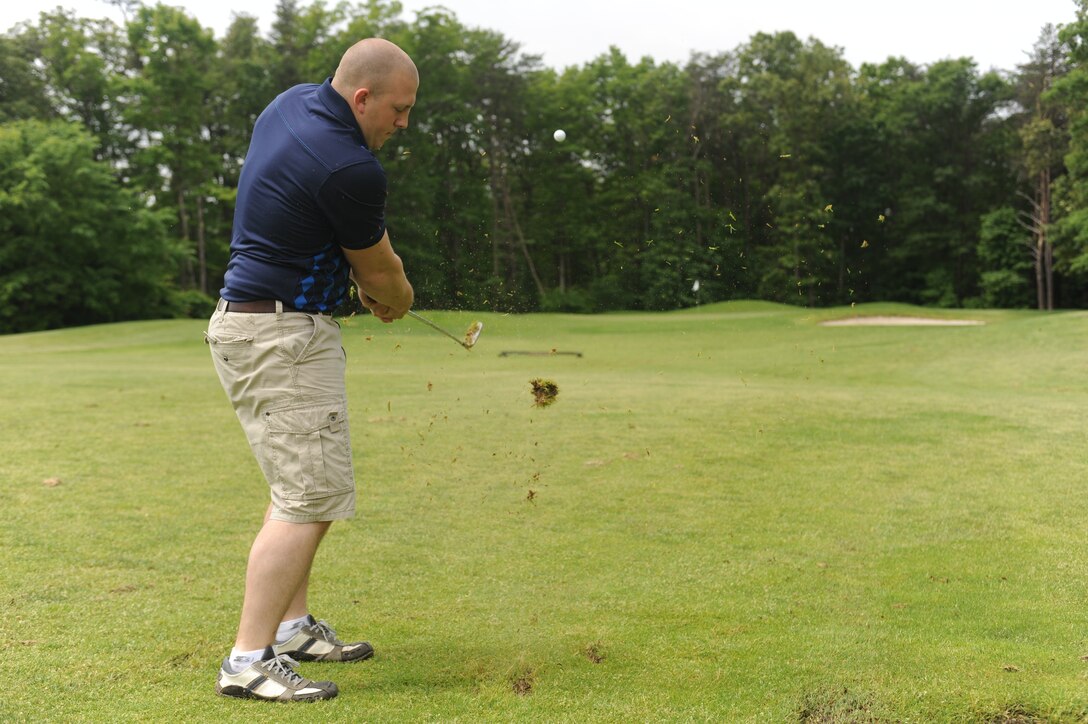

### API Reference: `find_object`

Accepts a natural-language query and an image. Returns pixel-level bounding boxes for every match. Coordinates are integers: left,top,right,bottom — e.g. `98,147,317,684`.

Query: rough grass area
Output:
3,302,1088,720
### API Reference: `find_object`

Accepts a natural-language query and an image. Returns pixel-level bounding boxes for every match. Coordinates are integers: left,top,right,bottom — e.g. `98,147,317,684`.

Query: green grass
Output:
3,301,1088,721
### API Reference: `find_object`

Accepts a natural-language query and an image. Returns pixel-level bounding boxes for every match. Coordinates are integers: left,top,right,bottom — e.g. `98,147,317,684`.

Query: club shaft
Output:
407,310,469,348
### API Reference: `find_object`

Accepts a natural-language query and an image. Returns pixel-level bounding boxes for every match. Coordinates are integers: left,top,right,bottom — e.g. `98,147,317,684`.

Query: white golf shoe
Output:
216,648,338,702
273,615,375,663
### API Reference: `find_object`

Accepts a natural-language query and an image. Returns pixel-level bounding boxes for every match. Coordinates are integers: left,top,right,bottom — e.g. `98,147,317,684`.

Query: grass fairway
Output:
4,301,1088,721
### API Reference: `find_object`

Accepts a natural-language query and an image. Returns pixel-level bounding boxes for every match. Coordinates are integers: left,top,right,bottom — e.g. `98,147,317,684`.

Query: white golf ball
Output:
553,129,566,142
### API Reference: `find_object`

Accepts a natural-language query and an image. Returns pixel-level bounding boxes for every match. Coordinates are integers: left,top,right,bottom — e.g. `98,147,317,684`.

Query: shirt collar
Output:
317,77,368,148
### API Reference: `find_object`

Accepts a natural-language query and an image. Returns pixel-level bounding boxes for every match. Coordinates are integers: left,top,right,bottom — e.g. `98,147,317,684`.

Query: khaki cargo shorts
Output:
206,299,355,523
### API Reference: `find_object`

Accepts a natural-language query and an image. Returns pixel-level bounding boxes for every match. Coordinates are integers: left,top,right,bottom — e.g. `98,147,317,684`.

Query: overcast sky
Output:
2,0,1080,72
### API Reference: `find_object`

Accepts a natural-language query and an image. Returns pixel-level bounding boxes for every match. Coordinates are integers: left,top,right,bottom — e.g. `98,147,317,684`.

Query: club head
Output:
463,321,483,349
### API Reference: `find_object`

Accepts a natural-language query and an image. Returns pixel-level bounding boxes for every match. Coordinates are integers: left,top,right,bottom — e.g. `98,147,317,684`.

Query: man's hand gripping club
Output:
343,230,413,323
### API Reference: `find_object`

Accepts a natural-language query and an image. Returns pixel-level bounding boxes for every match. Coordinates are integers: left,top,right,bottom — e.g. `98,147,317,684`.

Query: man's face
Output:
358,71,417,151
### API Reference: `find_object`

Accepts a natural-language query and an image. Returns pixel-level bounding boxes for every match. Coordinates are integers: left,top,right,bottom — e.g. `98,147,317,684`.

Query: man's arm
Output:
342,230,413,322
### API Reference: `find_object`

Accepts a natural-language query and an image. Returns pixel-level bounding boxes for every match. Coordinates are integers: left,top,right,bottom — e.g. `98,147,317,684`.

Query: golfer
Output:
205,38,416,702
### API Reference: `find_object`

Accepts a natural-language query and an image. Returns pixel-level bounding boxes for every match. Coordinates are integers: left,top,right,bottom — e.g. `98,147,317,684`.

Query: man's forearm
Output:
352,262,414,312
342,233,414,315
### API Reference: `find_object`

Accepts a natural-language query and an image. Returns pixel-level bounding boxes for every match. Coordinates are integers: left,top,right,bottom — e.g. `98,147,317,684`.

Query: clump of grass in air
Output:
529,378,559,407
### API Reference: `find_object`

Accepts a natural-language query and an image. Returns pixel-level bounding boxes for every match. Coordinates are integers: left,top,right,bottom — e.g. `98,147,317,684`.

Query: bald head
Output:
331,38,419,150
332,38,418,100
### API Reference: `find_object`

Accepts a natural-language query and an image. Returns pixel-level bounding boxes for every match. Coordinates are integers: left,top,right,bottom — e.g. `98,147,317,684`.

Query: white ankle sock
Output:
275,614,311,644
225,646,266,674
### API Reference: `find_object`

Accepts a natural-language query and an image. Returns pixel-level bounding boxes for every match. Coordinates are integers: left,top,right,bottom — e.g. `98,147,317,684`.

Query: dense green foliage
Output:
3,1,1088,331
0,120,181,332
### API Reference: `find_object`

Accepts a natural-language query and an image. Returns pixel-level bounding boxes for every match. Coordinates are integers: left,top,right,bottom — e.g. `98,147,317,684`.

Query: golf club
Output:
407,310,483,350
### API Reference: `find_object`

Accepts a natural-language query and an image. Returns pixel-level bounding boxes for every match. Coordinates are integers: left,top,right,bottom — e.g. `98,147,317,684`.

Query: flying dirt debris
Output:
530,378,559,407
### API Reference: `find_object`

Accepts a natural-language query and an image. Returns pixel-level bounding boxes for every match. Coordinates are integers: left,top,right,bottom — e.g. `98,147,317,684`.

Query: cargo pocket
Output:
263,397,353,501
204,331,255,364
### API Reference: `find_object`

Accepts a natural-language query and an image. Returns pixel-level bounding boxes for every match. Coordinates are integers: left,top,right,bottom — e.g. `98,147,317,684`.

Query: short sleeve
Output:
316,161,388,250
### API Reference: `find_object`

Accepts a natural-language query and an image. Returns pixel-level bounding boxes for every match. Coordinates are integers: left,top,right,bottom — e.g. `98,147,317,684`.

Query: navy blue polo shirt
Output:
220,79,387,312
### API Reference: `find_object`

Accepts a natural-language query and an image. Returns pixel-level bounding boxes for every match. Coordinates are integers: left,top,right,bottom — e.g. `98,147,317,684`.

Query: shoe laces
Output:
310,619,344,645
265,654,305,686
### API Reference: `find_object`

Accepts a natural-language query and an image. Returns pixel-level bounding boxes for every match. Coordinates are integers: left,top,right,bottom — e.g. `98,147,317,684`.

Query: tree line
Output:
2,0,1088,333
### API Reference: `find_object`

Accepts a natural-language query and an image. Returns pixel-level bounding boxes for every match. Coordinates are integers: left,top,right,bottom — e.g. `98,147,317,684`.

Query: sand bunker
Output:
821,316,985,327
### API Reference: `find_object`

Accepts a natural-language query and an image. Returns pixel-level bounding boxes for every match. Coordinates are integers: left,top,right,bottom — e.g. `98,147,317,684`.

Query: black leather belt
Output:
223,300,329,315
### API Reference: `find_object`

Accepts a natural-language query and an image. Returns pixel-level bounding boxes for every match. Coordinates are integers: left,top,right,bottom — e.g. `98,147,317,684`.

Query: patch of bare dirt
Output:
821,316,985,327
582,641,605,664
511,667,535,695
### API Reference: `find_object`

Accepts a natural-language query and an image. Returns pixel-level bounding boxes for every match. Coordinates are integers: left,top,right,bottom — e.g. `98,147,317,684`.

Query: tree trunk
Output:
487,144,524,299
1045,240,1055,310
1023,171,1052,311
1034,243,1045,311
689,82,703,249
693,172,703,247
488,143,502,283
502,169,545,297
447,173,461,306
177,187,193,288
1041,169,1054,310
196,193,207,295
838,236,846,301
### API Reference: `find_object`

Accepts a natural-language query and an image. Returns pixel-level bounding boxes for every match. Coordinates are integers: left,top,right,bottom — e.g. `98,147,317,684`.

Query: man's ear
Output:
352,87,371,114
